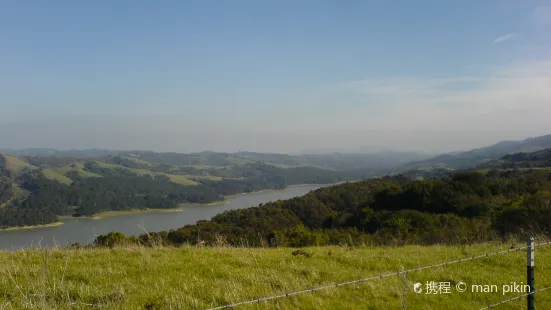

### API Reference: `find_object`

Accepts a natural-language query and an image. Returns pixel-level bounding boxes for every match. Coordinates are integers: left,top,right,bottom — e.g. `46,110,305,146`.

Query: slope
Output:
399,134,551,172
478,148,551,170
0,153,365,229
1,154,36,176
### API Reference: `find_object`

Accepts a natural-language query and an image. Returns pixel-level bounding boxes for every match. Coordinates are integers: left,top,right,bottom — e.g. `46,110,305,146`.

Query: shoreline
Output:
76,183,333,219
61,208,186,220
0,182,347,231
0,222,64,232
179,200,230,207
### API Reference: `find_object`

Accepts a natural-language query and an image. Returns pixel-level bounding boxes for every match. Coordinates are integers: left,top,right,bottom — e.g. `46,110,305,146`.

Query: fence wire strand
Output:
205,241,551,310
479,285,551,309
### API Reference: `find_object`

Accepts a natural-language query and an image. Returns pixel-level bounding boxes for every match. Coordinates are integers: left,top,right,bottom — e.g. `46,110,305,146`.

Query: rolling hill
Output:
3,134,551,229
477,148,551,170
0,148,430,171
235,151,431,170
0,152,374,229
398,134,551,172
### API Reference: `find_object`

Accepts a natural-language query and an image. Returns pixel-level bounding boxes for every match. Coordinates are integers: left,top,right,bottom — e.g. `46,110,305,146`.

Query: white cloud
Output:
493,33,516,43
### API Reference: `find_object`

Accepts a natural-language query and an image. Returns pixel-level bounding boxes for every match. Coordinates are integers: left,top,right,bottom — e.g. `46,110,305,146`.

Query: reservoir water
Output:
0,185,322,250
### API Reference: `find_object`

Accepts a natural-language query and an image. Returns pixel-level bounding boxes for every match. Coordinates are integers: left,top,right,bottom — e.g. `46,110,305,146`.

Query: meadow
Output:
1,242,550,309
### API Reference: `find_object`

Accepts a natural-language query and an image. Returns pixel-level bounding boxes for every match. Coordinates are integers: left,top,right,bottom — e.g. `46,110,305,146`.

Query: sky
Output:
1,0,550,154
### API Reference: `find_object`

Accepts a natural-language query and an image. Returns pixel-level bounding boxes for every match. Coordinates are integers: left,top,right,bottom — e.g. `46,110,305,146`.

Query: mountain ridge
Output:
397,134,551,172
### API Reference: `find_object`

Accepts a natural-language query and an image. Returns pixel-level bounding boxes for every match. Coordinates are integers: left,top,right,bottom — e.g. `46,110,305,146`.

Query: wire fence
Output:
206,241,551,310
479,285,551,309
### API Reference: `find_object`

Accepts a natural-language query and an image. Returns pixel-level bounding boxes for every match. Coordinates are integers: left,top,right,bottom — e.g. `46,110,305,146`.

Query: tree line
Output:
94,169,551,247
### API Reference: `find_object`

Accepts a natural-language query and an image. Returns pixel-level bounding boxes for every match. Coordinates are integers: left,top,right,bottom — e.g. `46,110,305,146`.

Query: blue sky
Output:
1,0,550,153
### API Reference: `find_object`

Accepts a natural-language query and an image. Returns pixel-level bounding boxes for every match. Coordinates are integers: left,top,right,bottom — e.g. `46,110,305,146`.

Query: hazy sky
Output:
1,0,550,154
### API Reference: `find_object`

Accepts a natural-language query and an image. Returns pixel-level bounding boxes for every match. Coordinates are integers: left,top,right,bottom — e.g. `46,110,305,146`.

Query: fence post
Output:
401,271,407,310
527,237,535,310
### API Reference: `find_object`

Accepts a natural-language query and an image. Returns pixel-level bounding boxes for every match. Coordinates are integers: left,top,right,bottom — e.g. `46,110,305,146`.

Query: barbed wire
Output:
205,241,551,310
479,285,551,309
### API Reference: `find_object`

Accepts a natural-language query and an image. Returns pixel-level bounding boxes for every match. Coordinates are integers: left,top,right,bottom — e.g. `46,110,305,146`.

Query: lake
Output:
0,185,323,250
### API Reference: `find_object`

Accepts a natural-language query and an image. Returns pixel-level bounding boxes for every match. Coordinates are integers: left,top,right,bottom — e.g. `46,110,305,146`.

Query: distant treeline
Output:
94,169,551,247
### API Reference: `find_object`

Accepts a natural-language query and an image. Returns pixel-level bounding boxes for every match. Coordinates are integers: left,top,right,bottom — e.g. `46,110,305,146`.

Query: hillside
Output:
0,148,122,158
0,153,370,229
3,136,551,230
235,151,430,171
478,148,551,170
0,148,429,171
98,168,551,248
398,134,551,172
1,243,550,309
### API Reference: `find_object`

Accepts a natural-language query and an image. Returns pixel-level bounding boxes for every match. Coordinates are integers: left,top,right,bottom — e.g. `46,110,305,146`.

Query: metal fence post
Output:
401,271,407,310
527,237,535,310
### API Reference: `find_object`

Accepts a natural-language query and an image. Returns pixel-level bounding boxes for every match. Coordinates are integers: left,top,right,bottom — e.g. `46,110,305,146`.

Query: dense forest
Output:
95,169,551,248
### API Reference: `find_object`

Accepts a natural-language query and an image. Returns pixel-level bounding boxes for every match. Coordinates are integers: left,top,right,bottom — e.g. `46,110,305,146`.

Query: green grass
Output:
42,163,105,185
1,155,36,175
93,161,124,169
165,174,200,185
120,156,154,166
264,162,300,169
126,168,200,186
226,156,254,166
187,175,223,181
41,169,73,185
51,163,103,178
92,161,202,186
126,167,158,176
1,243,550,309
168,164,211,171
264,162,337,170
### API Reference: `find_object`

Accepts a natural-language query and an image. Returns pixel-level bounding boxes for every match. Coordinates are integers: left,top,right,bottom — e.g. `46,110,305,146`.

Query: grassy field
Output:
120,156,154,166
93,161,202,186
1,243,550,309
1,155,35,175
93,161,125,170
2,158,103,185
126,168,200,186
41,169,73,185
46,163,103,178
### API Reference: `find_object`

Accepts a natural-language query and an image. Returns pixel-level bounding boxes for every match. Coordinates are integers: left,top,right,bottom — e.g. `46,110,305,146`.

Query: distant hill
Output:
0,148,124,158
0,150,380,229
0,148,430,172
477,148,551,170
235,151,430,171
398,134,551,172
